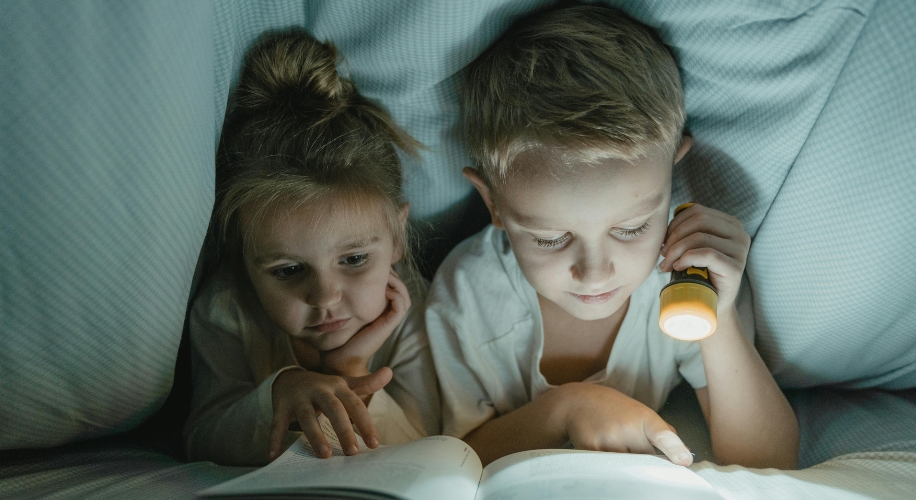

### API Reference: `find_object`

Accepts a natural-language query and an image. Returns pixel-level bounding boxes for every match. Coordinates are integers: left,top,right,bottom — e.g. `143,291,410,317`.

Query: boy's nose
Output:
304,272,342,309
571,248,614,286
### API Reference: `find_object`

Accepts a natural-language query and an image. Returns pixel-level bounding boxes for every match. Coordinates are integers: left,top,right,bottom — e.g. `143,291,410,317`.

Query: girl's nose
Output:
304,272,342,309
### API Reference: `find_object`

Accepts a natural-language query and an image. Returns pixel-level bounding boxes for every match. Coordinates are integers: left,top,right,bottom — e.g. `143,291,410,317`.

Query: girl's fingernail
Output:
269,450,276,460
348,444,359,455
367,436,379,448
318,444,330,457
660,244,668,255
677,452,692,463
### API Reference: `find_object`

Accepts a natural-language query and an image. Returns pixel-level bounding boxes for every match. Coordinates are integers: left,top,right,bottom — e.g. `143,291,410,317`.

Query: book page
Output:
476,449,723,500
199,416,483,500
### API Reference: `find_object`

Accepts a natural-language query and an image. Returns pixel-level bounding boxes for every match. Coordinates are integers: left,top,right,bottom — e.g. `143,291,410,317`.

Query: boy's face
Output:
466,141,689,322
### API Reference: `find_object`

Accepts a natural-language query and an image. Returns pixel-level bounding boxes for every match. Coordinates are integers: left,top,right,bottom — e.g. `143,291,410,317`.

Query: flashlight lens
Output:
662,315,712,341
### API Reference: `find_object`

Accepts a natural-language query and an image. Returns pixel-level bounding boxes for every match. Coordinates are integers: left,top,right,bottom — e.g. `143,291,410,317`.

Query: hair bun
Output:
235,30,351,112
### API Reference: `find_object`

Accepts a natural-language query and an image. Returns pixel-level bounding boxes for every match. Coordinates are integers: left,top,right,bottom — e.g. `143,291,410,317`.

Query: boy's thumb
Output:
347,367,393,395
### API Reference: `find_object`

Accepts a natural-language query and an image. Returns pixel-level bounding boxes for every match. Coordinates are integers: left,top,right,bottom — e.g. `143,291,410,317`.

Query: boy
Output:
426,5,798,468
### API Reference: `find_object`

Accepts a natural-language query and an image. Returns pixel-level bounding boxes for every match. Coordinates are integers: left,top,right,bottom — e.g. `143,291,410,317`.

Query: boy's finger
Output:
293,405,332,458
338,389,380,448
647,426,693,466
660,232,745,271
318,394,360,455
665,208,742,248
347,367,393,395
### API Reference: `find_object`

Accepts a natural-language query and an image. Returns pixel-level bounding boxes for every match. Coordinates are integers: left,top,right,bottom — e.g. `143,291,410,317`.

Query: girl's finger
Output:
268,406,292,461
293,404,332,458
316,393,360,455
337,388,380,448
346,367,393,395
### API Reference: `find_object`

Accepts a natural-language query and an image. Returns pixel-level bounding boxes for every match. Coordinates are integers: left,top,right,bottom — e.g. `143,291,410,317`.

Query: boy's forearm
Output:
699,306,799,469
463,389,568,467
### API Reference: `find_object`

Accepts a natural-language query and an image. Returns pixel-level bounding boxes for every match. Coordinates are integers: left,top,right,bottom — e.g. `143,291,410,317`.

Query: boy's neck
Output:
537,294,630,386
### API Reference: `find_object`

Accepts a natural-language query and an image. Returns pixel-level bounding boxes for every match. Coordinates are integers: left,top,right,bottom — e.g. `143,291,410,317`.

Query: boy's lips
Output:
308,318,350,333
569,287,619,304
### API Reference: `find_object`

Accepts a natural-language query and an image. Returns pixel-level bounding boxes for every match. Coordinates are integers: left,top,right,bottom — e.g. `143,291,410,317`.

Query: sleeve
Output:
425,269,497,439
183,294,299,465
366,277,442,444
676,340,708,390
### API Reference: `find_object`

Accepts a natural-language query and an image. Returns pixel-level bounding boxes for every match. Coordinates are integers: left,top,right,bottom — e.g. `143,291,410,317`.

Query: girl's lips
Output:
309,318,350,333
569,287,619,305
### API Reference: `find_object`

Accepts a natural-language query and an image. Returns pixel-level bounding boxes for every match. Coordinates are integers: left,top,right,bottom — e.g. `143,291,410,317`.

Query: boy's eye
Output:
271,265,303,281
340,253,370,267
534,234,571,248
615,221,651,239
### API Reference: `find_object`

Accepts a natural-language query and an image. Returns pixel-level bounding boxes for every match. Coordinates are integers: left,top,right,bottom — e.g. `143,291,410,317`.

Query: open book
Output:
198,417,723,500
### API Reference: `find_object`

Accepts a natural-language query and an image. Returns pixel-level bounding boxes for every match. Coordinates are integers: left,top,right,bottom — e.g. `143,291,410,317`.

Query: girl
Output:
185,30,439,466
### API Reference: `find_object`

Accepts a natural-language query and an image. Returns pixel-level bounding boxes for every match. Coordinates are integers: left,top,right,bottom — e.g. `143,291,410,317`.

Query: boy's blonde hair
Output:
205,29,420,289
463,5,685,186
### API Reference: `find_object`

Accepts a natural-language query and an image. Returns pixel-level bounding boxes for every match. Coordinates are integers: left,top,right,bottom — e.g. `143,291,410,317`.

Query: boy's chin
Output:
553,295,627,322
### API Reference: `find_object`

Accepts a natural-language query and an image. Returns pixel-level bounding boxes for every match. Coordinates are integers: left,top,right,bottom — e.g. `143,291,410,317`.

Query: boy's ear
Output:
462,167,504,229
674,134,693,164
392,202,410,263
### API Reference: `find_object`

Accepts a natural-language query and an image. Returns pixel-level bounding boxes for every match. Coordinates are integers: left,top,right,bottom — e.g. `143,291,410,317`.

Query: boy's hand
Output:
269,367,393,461
659,203,751,312
320,269,411,378
552,383,693,466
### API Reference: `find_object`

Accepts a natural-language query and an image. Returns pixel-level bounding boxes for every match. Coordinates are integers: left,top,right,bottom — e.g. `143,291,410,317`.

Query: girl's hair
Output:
203,29,421,293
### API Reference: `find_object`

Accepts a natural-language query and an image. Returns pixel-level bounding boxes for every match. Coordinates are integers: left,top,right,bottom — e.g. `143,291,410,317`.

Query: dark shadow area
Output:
412,185,493,281
672,137,763,238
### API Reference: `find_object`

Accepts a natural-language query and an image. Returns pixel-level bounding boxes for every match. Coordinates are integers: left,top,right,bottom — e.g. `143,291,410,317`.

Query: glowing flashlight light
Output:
658,203,718,341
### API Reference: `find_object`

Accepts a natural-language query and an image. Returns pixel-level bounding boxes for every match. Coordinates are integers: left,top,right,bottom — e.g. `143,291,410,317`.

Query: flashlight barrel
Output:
659,203,719,341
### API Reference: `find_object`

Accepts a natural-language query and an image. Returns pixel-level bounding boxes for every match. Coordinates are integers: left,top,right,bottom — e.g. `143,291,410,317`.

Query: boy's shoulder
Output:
427,225,537,341
433,224,520,292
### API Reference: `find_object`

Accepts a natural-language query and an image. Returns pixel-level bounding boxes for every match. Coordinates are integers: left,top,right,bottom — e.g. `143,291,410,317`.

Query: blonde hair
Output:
463,5,685,186
205,29,420,288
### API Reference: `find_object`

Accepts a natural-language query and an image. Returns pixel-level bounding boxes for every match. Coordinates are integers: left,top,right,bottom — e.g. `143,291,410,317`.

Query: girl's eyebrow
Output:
253,252,294,265
338,236,380,251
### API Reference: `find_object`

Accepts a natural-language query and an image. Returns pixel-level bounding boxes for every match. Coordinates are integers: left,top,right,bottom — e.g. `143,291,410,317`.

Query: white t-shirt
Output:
185,265,440,466
426,225,707,439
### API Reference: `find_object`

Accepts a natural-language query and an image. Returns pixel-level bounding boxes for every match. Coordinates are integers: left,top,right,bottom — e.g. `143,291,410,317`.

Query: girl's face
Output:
242,194,404,351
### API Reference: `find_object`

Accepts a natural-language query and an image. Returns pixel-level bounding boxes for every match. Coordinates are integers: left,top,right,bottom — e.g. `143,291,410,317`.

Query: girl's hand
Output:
551,383,693,465
659,203,751,312
269,367,393,461
320,269,411,378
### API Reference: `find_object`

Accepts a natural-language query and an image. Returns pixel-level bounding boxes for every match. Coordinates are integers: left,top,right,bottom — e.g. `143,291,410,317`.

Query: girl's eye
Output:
271,265,303,281
341,253,370,267
616,221,650,239
534,234,570,248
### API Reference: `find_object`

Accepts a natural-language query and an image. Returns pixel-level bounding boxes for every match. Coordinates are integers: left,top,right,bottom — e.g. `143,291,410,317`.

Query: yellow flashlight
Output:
658,203,718,341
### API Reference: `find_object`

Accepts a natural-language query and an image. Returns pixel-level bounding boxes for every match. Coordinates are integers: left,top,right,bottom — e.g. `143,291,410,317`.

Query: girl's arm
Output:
660,203,799,469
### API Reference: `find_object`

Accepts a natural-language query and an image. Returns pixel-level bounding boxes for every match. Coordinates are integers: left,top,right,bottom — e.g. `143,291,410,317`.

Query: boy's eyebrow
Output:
621,192,667,220
515,193,666,230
